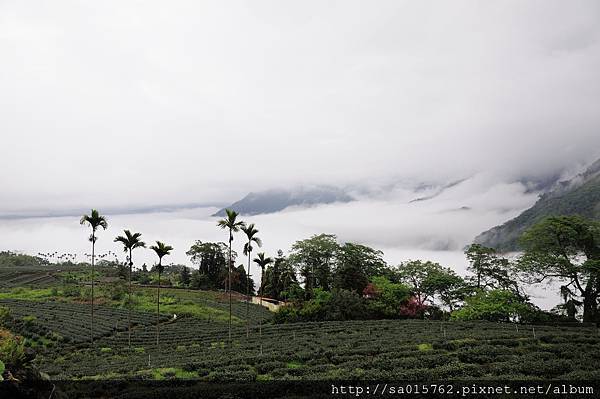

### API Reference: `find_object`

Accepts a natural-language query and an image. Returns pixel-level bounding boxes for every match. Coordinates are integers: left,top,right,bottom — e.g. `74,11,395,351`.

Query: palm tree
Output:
242,223,261,338
217,209,245,342
114,230,145,349
80,209,108,347
149,241,173,349
253,252,273,337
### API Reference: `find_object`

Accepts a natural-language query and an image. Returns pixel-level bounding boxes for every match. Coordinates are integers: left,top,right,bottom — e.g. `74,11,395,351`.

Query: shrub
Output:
451,290,535,322
62,284,81,298
0,306,10,326
0,328,26,370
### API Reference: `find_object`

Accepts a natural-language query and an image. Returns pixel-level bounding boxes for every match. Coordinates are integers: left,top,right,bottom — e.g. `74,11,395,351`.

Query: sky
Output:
1,0,600,214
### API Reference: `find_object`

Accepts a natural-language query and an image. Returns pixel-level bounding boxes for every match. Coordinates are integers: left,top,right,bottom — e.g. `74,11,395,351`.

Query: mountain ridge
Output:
474,158,600,252
212,186,354,217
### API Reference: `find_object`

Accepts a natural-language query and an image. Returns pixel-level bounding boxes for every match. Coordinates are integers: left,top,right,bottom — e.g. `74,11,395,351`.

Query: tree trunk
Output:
246,247,250,339
228,234,232,343
260,266,264,337
128,249,132,349
580,274,598,323
91,230,95,348
582,291,597,323
156,263,161,349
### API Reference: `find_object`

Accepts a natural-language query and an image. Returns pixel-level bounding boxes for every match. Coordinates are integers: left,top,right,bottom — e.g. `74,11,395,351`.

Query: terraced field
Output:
0,298,171,345
0,263,87,289
34,318,600,381
1,264,599,383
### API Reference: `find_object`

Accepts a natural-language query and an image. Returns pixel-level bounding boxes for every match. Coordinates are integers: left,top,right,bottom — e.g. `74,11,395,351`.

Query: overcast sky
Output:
1,1,600,214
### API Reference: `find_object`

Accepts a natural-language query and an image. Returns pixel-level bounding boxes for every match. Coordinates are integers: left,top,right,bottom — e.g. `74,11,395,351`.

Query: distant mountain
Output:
474,158,600,252
212,186,354,217
409,178,468,203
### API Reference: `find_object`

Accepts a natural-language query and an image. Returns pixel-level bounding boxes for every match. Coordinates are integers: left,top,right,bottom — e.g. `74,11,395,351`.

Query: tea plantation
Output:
5,300,599,381
1,263,599,382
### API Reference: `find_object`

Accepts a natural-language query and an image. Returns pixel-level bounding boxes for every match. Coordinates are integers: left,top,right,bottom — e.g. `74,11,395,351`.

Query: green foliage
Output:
518,215,600,322
0,306,10,326
179,266,191,287
333,243,386,293
62,284,82,298
263,251,298,301
417,343,432,351
0,328,26,369
397,260,467,310
365,276,411,318
105,281,127,300
289,234,339,292
186,241,230,290
451,290,535,322
0,251,47,268
464,244,523,298
274,289,366,322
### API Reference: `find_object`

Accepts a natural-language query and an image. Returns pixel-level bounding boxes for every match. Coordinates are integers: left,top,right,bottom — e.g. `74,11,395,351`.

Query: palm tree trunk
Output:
128,249,132,349
259,266,264,338
228,234,232,344
246,248,250,339
91,230,95,348
156,264,161,349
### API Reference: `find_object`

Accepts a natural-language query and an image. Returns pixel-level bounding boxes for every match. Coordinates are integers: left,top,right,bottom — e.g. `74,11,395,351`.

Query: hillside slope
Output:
212,186,353,216
474,158,600,251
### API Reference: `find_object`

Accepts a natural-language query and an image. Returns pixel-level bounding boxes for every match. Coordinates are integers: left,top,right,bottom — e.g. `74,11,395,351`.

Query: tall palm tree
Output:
242,223,261,338
114,230,145,349
80,209,108,347
149,241,173,349
217,209,245,342
253,252,273,337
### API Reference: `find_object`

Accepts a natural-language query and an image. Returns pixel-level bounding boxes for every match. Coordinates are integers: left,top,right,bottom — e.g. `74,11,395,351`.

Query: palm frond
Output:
114,230,145,251
80,209,108,230
150,241,173,259
253,252,273,267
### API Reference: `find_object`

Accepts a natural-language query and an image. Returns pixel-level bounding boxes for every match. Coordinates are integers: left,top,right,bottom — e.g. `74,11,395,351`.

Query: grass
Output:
417,343,433,351
129,290,240,322
286,361,302,369
0,286,246,323
0,288,55,301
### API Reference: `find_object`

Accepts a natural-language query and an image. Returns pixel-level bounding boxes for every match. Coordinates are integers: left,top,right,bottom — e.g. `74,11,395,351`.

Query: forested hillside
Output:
475,159,600,251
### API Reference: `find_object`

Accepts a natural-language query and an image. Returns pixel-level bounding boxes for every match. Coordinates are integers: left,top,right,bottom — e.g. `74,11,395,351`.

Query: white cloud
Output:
1,1,599,213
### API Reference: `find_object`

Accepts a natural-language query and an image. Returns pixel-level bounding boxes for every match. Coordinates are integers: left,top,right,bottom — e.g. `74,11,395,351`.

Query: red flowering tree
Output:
399,296,428,319
362,282,380,299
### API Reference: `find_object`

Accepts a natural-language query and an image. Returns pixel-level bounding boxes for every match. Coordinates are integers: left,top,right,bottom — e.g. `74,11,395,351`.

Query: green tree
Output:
334,243,386,293
397,260,472,316
465,244,521,295
180,266,191,287
518,215,600,323
451,289,534,322
217,209,246,342
229,264,255,294
114,230,145,349
254,252,273,337
149,241,173,348
80,209,108,347
422,267,467,312
241,223,261,337
263,250,290,300
365,276,411,318
397,260,442,306
289,234,339,296
254,252,273,300
186,241,230,289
